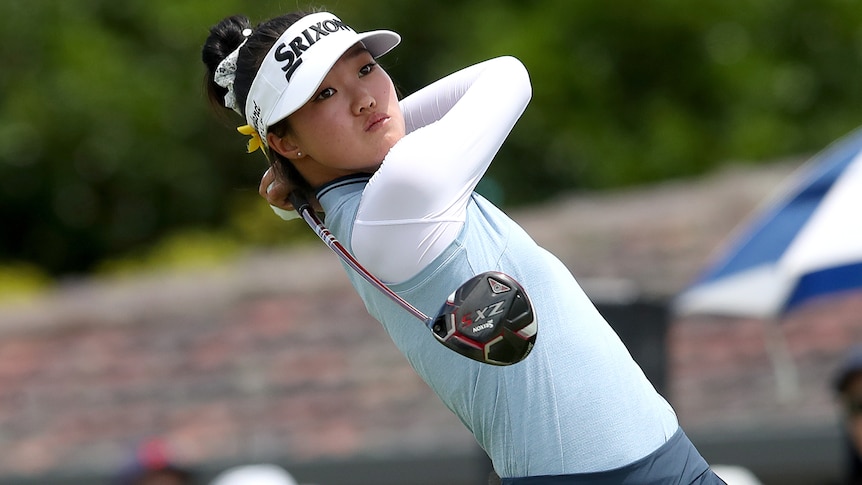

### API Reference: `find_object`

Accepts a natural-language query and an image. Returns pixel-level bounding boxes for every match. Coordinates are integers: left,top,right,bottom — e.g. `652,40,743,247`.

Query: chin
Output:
365,161,384,172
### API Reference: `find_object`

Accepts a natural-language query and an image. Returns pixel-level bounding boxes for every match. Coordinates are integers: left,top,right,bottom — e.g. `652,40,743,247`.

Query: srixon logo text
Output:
273,19,352,82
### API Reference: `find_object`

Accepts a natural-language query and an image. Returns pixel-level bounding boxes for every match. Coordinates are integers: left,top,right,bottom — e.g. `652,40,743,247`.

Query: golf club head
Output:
429,271,536,366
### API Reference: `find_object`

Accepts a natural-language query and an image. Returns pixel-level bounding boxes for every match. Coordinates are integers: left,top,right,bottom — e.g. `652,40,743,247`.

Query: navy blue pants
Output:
500,428,726,485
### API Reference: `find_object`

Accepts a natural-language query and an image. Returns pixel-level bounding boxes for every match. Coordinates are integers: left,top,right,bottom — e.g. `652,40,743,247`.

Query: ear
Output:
267,133,302,159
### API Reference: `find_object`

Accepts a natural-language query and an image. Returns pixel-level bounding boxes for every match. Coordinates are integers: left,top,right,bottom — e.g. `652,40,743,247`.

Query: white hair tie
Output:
214,28,253,115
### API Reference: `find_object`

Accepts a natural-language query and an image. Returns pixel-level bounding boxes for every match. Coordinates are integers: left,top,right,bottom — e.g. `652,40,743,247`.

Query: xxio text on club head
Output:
430,271,536,365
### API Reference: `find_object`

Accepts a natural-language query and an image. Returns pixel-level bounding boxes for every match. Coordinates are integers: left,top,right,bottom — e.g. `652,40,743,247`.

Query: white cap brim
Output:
209,464,299,485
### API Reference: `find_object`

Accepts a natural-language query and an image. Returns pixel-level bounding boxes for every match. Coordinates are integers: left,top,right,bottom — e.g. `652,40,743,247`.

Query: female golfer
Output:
202,10,724,484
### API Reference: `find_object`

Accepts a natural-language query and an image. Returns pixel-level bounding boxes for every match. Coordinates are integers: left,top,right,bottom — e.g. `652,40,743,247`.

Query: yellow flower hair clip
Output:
237,124,264,154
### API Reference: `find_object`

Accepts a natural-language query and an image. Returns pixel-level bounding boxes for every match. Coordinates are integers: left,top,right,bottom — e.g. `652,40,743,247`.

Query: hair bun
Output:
202,15,254,111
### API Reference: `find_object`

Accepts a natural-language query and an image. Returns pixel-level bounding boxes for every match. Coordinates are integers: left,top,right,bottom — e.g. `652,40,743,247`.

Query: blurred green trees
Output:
1,0,861,278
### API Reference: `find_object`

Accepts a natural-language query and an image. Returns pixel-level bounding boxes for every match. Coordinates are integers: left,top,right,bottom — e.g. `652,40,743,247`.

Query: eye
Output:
359,62,377,77
315,87,336,100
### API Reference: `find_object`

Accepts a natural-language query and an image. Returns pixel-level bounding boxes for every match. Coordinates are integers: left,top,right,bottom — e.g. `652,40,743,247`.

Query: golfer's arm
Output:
352,57,531,283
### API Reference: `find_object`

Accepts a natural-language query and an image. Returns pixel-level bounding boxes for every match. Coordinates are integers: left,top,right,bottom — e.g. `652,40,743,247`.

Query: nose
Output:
353,92,376,115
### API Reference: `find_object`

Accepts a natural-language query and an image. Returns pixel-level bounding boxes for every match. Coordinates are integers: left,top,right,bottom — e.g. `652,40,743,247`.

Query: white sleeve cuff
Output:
270,205,300,221
266,180,301,221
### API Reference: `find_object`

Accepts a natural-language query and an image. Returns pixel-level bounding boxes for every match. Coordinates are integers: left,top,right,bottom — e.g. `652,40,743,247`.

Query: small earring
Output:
296,151,302,158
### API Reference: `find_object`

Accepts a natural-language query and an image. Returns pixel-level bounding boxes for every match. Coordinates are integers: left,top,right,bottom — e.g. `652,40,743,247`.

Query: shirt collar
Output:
316,173,372,214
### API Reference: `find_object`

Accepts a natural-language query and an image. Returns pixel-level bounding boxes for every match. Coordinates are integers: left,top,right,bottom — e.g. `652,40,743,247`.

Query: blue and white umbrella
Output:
674,126,862,400
675,126,862,319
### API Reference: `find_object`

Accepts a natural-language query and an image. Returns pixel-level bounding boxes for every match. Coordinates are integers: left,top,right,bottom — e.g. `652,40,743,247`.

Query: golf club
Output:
288,192,537,365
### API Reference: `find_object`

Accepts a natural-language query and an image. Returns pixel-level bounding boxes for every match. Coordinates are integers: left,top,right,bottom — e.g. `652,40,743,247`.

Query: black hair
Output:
201,11,319,200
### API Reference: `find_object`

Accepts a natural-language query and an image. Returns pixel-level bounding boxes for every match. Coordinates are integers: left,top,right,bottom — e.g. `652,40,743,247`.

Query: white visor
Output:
245,12,400,146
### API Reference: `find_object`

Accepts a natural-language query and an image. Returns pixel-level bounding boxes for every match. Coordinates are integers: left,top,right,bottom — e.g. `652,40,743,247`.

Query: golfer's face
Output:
285,44,405,181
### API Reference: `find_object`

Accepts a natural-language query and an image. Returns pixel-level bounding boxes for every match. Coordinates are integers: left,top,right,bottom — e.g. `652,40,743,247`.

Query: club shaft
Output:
290,194,432,324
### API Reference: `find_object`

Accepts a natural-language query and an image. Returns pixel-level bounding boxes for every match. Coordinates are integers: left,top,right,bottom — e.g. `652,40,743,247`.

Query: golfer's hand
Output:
259,168,300,221
259,168,292,210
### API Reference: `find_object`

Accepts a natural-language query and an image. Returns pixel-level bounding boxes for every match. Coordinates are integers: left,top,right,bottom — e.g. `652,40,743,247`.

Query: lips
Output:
365,112,389,132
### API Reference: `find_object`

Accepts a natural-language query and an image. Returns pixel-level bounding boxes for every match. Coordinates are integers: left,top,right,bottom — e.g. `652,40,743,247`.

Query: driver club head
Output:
429,271,536,365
